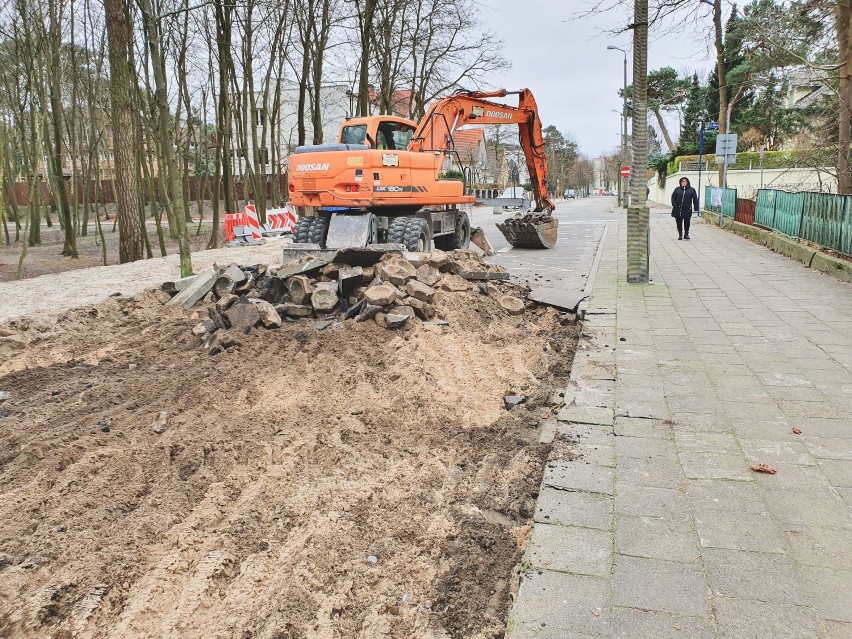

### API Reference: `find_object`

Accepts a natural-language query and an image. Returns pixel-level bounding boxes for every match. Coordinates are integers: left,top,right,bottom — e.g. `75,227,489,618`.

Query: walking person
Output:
671,177,699,240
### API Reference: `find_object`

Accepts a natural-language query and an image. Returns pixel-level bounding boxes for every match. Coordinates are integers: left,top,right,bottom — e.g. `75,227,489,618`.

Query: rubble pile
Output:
156,248,531,353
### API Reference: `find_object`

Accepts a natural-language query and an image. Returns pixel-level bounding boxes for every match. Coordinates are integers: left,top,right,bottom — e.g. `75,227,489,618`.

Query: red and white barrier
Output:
244,204,263,240
265,205,297,232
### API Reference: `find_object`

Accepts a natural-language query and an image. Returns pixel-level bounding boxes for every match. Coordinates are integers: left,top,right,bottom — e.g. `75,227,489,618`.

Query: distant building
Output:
444,127,486,179
785,68,828,111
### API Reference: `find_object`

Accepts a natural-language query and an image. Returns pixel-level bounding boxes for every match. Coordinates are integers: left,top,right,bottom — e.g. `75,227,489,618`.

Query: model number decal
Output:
374,185,406,192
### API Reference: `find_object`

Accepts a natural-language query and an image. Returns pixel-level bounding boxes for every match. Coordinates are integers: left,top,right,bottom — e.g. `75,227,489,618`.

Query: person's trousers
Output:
676,215,691,237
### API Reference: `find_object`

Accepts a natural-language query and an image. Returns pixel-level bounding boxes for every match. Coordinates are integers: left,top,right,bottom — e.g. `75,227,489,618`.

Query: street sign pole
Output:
697,122,705,216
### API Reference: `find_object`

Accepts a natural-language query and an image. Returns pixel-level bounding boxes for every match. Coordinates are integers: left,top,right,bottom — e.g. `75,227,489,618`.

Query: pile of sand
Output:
0,279,576,638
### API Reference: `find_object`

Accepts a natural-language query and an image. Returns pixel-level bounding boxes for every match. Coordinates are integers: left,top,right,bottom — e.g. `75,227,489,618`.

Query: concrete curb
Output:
575,222,610,320
701,209,852,283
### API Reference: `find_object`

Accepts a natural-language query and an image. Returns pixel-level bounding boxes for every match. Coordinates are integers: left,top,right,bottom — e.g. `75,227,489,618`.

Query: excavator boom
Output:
410,89,555,213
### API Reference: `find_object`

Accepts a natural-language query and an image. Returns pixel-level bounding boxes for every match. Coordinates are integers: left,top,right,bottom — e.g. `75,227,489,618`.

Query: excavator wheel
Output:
293,216,315,243
433,212,470,251
387,217,430,252
308,215,330,247
294,215,330,247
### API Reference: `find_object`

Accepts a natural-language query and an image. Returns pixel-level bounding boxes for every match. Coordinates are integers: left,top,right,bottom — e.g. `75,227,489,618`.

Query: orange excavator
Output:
287,88,557,251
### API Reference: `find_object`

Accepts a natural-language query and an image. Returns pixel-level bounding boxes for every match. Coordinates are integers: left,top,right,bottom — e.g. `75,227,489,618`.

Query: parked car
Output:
565,189,576,199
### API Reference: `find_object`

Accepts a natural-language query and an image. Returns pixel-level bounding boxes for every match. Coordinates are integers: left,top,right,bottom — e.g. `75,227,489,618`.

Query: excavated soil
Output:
0,287,577,639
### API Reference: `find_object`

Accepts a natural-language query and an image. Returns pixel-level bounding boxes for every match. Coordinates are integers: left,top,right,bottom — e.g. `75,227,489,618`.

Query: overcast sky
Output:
477,0,717,157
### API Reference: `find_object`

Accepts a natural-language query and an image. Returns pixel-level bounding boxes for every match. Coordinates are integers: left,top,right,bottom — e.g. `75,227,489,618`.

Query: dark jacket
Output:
671,179,699,218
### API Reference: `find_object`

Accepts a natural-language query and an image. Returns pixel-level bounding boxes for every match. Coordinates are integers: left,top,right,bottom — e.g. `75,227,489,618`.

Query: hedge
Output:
667,148,835,176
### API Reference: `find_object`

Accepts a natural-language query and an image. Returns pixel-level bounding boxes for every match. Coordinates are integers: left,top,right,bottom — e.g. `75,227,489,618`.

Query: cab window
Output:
341,124,367,145
376,121,416,150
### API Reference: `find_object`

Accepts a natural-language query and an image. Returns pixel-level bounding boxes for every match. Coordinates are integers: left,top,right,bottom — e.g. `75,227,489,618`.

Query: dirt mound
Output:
0,279,576,638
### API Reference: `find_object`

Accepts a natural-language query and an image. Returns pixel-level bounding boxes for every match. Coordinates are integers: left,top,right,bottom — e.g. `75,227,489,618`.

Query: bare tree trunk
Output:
652,108,675,152
836,1,852,194
627,0,649,284
356,0,377,116
44,0,76,256
105,0,144,262
215,0,235,217
714,0,727,185
138,0,192,276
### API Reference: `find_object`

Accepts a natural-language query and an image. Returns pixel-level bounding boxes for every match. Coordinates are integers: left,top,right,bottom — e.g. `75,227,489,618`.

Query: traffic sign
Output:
715,133,738,164
620,166,631,177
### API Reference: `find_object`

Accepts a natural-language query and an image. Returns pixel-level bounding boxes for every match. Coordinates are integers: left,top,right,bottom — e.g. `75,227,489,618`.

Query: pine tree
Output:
679,73,707,154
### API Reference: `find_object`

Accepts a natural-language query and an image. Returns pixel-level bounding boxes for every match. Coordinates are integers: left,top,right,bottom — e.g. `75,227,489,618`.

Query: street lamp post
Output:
607,45,628,209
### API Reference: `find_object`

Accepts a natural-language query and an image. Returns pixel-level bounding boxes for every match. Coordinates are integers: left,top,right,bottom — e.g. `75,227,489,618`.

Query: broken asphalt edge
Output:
575,221,610,321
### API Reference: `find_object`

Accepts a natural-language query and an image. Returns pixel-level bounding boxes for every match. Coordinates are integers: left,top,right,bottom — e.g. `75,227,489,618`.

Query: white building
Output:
230,79,354,176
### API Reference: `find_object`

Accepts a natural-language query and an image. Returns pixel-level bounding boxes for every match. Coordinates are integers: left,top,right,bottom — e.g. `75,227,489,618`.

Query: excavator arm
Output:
409,89,555,213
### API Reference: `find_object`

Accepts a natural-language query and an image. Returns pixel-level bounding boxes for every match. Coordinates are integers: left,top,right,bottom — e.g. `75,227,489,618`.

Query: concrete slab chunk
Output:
166,269,218,310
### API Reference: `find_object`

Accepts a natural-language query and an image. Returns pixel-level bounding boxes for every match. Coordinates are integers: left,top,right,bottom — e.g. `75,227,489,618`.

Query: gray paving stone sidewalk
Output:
508,216,852,639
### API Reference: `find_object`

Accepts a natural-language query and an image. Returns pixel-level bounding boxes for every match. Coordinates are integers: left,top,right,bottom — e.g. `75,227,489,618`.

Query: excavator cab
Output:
337,117,417,151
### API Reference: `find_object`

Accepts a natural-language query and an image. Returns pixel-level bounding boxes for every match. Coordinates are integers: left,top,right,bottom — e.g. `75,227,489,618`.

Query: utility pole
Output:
626,0,649,284
607,45,629,208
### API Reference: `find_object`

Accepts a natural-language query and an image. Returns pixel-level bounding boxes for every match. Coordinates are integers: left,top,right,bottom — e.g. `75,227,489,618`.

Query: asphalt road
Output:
470,196,624,309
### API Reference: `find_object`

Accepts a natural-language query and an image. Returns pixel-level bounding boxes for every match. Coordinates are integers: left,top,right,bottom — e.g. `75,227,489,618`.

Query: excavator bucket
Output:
496,214,559,249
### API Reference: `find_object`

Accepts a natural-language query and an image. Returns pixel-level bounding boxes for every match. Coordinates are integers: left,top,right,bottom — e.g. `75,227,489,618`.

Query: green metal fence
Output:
842,199,852,255
801,192,845,251
773,191,805,237
748,189,850,256
703,186,737,217
755,190,776,227
722,188,737,218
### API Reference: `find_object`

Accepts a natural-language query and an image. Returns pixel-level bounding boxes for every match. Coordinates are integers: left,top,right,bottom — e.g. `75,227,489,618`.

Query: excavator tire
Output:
293,216,316,243
386,217,408,245
434,212,470,251
388,217,429,252
403,218,430,252
307,215,330,247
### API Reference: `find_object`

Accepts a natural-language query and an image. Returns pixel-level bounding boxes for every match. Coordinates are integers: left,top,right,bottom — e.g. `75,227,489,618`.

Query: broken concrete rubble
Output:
376,261,416,286
225,300,261,331
192,320,215,336
253,299,282,328
415,264,441,287
428,249,450,269
311,282,339,312
152,411,169,434
166,269,219,310
216,294,238,312
498,295,525,315
503,395,527,410
338,265,364,297
287,275,313,305
363,284,397,306
405,297,435,320
159,248,542,346
384,313,411,329
440,274,469,292
281,303,313,318
404,280,435,303
212,264,248,297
